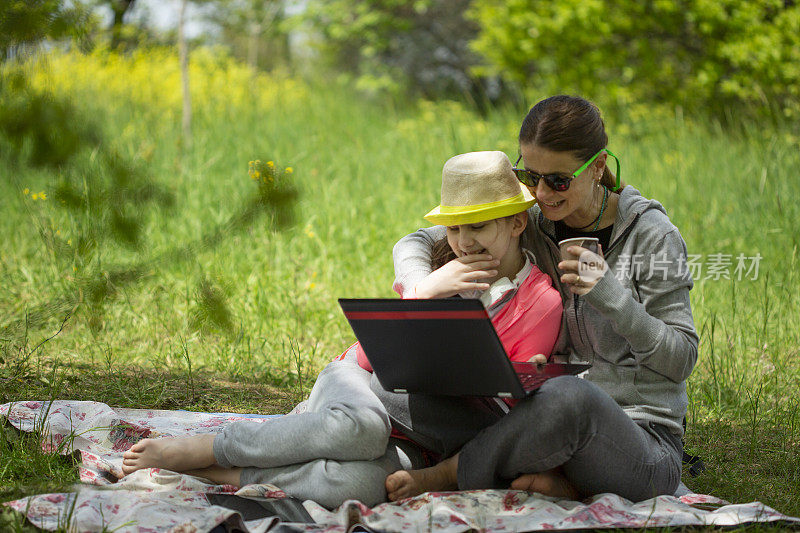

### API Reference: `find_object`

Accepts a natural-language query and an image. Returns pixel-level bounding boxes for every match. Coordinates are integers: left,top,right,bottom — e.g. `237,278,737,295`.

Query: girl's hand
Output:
558,245,609,296
413,254,499,299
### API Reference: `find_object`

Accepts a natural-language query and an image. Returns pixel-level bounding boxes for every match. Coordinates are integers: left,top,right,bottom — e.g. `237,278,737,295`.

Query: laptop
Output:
338,298,590,399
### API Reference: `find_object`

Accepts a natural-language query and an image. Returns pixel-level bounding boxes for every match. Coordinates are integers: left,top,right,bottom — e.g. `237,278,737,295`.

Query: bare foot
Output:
385,454,459,501
121,434,217,476
510,467,581,500
186,465,243,487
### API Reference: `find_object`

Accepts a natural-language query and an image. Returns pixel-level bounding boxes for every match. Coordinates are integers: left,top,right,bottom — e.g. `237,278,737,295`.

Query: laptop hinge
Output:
393,389,408,394
492,397,511,414
497,392,513,398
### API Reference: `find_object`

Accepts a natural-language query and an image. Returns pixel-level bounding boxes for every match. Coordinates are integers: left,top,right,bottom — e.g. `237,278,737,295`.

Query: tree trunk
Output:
179,0,192,154
247,22,261,70
110,0,136,50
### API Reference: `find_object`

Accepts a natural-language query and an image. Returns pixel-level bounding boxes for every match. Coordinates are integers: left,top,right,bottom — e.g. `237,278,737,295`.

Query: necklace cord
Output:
576,183,609,231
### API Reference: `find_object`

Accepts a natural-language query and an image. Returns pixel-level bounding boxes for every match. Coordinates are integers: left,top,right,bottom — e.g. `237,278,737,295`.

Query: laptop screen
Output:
339,298,526,398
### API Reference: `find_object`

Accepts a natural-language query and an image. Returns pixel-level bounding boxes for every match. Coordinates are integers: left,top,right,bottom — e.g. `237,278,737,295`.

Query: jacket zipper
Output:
605,213,640,256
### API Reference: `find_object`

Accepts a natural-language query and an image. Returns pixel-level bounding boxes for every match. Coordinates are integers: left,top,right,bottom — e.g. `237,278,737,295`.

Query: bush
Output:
467,0,800,120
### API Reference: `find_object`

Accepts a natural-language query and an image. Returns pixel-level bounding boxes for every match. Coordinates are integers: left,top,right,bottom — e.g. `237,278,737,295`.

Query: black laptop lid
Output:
338,298,526,398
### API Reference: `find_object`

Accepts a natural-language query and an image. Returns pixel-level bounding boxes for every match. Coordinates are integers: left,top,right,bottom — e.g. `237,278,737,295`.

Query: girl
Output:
121,150,562,508
386,95,696,502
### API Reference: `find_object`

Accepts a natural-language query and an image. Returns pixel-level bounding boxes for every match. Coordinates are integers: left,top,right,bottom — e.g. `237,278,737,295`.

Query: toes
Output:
510,474,536,491
386,472,414,502
129,439,149,453
387,487,408,502
385,472,403,493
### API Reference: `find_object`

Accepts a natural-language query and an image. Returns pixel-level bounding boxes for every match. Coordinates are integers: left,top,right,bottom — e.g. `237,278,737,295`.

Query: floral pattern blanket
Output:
2,400,798,532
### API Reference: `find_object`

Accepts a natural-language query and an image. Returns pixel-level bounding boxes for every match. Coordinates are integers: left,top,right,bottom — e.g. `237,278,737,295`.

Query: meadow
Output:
1,48,799,528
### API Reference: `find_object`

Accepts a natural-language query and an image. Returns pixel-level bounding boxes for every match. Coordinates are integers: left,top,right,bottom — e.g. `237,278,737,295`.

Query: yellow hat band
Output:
424,191,536,225
439,192,526,214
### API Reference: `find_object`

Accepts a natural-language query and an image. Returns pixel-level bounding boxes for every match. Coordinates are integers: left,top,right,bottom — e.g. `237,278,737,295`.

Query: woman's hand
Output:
413,254,499,299
558,245,609,296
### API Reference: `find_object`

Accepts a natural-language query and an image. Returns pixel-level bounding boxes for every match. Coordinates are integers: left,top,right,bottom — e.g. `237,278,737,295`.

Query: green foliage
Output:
0,0,94,57
0,70,97,168
467,0,800,120
0,55,298,344
190,276,235,333
0,62,174,337
206,0,291,71
303,0,492,99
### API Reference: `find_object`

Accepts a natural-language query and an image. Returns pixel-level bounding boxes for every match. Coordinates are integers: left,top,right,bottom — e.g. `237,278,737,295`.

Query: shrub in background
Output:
467,0,800,121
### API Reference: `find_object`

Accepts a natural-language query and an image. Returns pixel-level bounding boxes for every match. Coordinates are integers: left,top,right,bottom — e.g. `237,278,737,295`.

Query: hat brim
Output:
424,186,536,226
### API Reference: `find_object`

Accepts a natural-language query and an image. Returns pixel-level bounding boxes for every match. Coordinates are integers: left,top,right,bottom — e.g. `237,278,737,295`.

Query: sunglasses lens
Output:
515,169,572,191
514,169,537,187
551,177,570,192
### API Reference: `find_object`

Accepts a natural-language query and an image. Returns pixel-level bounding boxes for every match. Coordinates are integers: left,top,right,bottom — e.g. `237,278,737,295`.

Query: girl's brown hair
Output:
431,237,457,270
519,95,624,191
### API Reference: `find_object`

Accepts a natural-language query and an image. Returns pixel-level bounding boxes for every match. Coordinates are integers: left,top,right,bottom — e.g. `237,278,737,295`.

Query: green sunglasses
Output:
513,149,622,192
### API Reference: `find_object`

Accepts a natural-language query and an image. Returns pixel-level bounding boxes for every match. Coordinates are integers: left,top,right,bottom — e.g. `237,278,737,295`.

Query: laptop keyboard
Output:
518,372,550,392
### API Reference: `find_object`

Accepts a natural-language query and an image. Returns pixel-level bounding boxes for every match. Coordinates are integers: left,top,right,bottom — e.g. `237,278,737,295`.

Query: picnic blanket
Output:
2,400,798,532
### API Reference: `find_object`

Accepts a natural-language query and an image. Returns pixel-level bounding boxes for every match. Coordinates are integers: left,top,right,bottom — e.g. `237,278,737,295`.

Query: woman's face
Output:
519,143,603,226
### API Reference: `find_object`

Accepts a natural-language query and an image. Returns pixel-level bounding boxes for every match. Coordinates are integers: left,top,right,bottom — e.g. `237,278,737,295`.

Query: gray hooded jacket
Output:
392,186,698,435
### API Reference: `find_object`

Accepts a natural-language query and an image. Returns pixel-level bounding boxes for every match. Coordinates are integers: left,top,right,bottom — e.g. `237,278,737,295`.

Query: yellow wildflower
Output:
39,191,47,200
31,193,39,200
267,161,274,168
285,167,293,174
23,188,30,195
309,283,317,290
253,170,261,179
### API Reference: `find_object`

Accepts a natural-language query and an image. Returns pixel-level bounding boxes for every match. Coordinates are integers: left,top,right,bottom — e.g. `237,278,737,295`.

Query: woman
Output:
382,95,698,502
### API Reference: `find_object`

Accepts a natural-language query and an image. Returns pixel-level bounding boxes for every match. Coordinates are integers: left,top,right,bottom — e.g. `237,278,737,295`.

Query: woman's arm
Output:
583,229,698,383
392,226,443,297
392,226,500,299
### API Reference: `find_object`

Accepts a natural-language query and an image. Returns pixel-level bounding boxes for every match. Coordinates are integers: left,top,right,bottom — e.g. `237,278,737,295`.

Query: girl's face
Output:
446,214,526,282
519,143,605,227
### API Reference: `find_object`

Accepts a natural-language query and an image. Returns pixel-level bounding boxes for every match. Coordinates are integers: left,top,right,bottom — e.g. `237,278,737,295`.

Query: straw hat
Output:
424,151,536,225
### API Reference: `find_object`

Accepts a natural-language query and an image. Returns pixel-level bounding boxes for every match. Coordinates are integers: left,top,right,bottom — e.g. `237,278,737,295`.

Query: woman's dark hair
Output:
519,95,624,191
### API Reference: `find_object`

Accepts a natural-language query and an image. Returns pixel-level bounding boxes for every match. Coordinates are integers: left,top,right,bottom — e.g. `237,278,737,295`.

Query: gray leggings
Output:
212,355,424,508
372,375,683,502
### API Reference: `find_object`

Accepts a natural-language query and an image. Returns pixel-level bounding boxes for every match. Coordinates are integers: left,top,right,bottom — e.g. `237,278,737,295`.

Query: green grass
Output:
1,49,799,530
